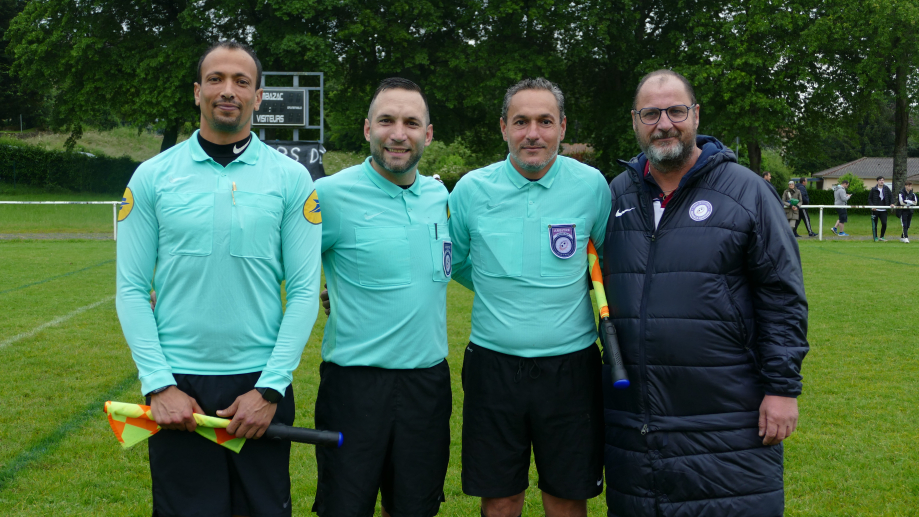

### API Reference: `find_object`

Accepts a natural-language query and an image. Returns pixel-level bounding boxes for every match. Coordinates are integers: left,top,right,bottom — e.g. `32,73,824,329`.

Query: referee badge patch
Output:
443,241,453,277
303,189,321,224
117,188,134,222
549,224,576,259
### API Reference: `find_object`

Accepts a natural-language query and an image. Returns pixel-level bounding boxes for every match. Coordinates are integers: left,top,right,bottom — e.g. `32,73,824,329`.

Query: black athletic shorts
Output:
837,208,848,223
461,342,604,500
147,372,295,517
312,360,452,517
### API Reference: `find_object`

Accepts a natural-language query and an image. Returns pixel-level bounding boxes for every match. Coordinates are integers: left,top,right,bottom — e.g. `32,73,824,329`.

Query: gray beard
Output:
639,131,694,174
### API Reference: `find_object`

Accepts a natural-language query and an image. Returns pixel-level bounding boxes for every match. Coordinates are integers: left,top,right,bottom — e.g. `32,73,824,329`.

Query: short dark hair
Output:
841,180,850,185
633,70,697,110
762,171,771,178
368,77,430,125
501,78,565,122
876,175,884,181
197,41,262,89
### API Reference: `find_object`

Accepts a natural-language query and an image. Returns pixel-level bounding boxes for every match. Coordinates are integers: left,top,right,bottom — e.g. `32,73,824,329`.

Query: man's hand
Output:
217,390,277,439
150,386,203,432
792,206,798,211
758,395,798,446
320,285,330,316
150,289,157,311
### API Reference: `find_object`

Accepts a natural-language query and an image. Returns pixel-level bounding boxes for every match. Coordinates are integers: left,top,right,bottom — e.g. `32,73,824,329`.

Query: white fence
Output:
1,201,916,243
802,205,918,240
0,201,121,240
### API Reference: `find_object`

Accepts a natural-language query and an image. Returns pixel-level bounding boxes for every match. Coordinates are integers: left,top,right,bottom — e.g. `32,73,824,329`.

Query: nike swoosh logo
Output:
486,202,503,210
233,139,250,154
615,208,636,217
596,477,603,486
364,210,386,220
168,175,191,183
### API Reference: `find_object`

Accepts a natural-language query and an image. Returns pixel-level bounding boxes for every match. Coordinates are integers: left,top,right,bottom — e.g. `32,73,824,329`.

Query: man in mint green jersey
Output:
115,41,321,517
312,77,452,517
449,78,612,517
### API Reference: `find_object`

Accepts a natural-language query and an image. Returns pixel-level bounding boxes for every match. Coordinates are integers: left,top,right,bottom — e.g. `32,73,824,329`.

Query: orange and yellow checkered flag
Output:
104,401,246,453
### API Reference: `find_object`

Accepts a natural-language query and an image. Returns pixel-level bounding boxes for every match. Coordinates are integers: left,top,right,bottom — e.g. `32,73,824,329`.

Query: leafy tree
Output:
802,0,919,193
0,0,42,129
6,0,260,151
680,0,812,173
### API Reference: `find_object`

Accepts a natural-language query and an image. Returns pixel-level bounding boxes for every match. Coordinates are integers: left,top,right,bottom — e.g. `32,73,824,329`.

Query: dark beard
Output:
370,145,423,175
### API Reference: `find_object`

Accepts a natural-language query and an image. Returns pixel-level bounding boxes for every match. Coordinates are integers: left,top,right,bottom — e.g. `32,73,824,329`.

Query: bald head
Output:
633,70,696,110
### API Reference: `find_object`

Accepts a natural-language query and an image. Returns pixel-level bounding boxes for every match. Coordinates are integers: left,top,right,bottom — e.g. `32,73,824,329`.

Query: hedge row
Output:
0,141,139,194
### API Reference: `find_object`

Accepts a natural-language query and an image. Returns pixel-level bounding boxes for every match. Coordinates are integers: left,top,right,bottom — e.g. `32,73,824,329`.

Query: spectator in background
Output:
868,176,895,242
783,180,803,231
794,180,817,237
763,171,780,199
832,180,852,236
898,181,916,243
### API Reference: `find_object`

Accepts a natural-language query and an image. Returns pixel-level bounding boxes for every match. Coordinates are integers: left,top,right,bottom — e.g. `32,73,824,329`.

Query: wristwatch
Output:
146,385,173,397
256,387,283,404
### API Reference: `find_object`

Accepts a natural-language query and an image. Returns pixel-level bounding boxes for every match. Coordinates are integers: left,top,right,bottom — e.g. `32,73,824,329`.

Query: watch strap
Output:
256,387,283,404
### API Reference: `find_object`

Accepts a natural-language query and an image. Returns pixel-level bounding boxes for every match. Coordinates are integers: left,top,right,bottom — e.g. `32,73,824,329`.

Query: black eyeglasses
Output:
634,104,697,125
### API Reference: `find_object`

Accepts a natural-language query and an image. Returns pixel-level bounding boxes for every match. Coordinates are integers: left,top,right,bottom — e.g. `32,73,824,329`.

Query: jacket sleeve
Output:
115,168,176,395
745,179,809,397
255,168,322,394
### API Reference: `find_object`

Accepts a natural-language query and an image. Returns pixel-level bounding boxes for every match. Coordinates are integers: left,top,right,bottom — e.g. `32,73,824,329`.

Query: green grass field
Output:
1,225,918,515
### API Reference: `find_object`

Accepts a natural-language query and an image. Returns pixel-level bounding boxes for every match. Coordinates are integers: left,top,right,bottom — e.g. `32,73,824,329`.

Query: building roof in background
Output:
813,157,919,182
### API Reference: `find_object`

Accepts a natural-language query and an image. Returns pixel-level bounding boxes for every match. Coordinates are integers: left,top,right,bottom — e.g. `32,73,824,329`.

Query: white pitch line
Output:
0,295,115,350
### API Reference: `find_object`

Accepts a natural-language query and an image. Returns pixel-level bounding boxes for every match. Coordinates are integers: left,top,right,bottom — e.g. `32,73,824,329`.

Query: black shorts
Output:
461,343,604,500
837,208,848,222
147,372,295,517
312,360,452,517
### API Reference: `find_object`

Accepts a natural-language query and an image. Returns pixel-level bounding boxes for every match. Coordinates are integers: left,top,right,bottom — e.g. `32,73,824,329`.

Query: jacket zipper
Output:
629,163,693,437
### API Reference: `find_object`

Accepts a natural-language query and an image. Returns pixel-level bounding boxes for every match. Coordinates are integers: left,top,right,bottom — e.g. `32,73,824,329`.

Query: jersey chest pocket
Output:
158,192,215,256
230,192,284,260
472,217,523,277
540,217,586,277
429,223,451,282
354,226,412,287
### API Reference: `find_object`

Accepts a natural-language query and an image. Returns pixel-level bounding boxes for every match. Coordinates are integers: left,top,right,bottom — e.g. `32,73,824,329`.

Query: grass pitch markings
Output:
0,295,114,350
0,372,137,492
0,259,115,296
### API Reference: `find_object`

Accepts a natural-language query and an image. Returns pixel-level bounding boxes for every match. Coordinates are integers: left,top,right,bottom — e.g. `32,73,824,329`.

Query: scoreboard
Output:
253,88,306,127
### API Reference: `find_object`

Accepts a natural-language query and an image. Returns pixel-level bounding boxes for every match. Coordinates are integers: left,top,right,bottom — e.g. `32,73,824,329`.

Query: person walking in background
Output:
763,171,781,200
832,180,852,236
898,181,916,243
868,176,895,242
783,180,803,232
794,180,817,237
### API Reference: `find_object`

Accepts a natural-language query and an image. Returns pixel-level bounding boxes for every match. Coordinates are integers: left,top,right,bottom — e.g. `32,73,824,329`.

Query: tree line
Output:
2,0,918,189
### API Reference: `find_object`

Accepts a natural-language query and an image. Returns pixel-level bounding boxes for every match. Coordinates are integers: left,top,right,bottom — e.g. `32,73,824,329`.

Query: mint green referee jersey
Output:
316,158,450,369
449,154,612,357
115,131,322,395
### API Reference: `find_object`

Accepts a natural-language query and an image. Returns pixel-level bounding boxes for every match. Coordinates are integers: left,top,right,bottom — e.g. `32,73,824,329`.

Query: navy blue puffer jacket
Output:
601,137,808,517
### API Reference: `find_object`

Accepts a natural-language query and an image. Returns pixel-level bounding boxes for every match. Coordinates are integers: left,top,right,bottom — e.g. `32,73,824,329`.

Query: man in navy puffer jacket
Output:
601,70,809,517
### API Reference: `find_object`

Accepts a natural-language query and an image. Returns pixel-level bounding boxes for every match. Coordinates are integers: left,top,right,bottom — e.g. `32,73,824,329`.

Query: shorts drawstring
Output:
514,358,542,382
